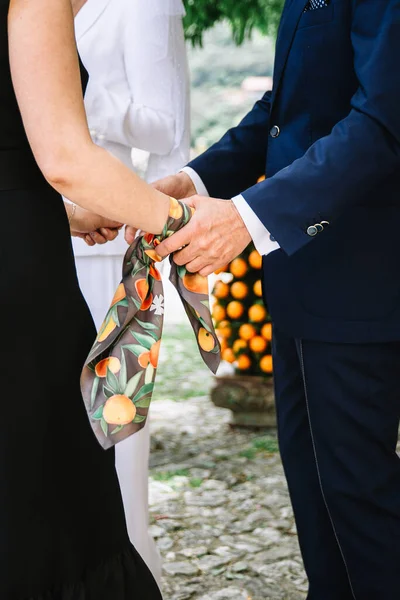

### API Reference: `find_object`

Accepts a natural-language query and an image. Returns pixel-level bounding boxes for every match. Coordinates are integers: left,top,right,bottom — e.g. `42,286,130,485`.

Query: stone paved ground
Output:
149,324,307,600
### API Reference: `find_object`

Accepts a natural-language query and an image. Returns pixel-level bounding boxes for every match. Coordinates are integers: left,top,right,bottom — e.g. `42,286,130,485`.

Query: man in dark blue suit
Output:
154,1,400,597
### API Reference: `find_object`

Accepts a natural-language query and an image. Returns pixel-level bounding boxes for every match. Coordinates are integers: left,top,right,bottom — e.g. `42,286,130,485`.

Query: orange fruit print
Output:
138,339,161,369
183,273,208,295
135,278,149,303
140,293,153,311
95,357,121,378
169,197,184,220
150,340,161,368
97,317,117,343
198,327,216,352
111,283,126,307
149,263,161,281
103,395,137,426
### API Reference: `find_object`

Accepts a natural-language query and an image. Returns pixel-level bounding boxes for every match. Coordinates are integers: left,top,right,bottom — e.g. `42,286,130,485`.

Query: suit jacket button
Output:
315,223,324,232
270,125,280,138
307,225,318,237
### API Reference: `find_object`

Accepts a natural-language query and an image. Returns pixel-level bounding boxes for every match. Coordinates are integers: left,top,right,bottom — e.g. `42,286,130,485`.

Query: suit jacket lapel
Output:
75,0,112,42
271,0,309,104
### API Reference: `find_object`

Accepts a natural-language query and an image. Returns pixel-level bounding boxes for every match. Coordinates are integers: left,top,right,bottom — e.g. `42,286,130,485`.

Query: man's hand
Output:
156,195,252,277
125,171,197,245
153,171,197,199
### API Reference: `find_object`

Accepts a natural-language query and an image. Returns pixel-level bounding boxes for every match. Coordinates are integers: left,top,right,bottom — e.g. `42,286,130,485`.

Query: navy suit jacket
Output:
189,0,400,343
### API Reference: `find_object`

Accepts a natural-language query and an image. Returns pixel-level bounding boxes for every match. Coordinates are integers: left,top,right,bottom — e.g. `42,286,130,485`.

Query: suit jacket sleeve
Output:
188,91,272,199
241,0,400,256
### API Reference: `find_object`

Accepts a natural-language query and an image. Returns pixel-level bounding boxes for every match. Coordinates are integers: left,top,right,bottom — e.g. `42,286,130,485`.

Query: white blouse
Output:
73,0,190,256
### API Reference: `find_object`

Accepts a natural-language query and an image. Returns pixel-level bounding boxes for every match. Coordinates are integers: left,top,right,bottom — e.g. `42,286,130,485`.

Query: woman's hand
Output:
66,203,123,246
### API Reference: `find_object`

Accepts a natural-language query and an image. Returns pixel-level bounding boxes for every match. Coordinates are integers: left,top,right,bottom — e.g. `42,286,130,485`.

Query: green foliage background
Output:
188,24,275,147
183,0,285,46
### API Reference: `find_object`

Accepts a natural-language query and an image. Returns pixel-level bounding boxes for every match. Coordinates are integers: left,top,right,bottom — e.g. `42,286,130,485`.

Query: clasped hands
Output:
70,171,251,270
68,203,123,246
125,172,251,276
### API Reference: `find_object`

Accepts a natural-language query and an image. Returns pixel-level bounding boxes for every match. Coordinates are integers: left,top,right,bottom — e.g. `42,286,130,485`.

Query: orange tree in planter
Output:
212,243,273,377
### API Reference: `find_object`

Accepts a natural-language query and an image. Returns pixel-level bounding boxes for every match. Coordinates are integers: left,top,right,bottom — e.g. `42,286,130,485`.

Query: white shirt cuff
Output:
181,166,278,256
181,166,210,197
232,194,280,256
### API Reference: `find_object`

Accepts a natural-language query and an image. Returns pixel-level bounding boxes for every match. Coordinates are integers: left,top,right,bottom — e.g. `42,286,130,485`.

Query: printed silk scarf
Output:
81,198,221,449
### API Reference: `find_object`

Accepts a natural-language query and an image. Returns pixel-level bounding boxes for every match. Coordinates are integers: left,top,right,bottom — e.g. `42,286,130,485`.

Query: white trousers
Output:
74,253,162,586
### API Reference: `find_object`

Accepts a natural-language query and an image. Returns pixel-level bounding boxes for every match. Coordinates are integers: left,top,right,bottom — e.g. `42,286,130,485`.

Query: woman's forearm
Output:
8,0,169,234
54,143,169,233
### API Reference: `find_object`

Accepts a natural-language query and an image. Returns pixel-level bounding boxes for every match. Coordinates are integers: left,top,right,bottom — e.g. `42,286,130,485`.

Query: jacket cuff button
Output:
307,225,318,237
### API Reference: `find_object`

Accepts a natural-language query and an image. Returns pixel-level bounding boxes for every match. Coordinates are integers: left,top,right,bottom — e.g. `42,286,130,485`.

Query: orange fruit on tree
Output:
169,197,184,220
261,323,272,341
217,320,232,339
222,348,235,364
95,356,121,378
231,281,249,300
103,394,137,425
213,281,230,299
253,280,263,297
249,336,267,353
97,317,117,343
111,283,126,307
219,337,228,352
237,354,251,371
227,301,244,319
249,304,267,323
212,304,226,322
135,278,149,303
230,257,248,278
150,340,161,367
198,327,216,352
260,354,273,374
214,265,229,275
239,323,256,341
233,339,247,353
183,273,209,295
249,250,263,270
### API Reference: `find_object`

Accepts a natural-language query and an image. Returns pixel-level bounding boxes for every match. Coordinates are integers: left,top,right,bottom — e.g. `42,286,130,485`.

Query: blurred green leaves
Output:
183,0,285,46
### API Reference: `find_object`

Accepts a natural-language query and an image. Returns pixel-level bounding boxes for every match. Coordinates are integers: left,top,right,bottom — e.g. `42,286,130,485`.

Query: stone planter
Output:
210,374,276,427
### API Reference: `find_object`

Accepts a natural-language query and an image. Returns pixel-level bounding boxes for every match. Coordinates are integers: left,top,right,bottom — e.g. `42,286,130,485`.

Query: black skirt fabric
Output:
0,185,162,600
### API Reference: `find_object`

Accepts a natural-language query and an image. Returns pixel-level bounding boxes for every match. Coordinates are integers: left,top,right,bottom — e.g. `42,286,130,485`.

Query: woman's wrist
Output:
64,201,77,229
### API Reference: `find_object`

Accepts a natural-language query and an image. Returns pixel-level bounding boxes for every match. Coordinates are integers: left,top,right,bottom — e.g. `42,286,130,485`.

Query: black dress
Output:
0,2,162,599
